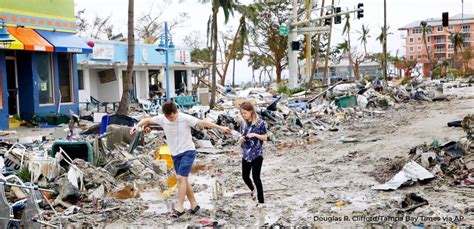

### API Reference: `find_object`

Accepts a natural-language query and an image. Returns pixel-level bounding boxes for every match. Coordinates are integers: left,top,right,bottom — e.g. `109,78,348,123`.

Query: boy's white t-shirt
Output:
153,112,199,156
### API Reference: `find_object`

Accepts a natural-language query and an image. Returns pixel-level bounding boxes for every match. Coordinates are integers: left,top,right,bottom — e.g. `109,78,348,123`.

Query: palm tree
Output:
117,0,134,115
222,3,260,87
420,21,432,78
358,24,371,56
207,0,235,108
342,13,354,80
448,31,464,70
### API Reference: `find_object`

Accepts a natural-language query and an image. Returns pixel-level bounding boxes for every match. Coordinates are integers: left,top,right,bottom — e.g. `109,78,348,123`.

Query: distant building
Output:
399,13,474,76
76,40,203,107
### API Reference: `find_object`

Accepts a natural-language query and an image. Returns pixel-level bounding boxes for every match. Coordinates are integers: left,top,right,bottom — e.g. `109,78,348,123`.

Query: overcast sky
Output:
75,0,473,84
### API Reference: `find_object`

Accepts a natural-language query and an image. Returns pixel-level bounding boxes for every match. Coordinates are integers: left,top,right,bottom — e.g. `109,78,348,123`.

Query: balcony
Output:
435,49,446,53
435,39,446,44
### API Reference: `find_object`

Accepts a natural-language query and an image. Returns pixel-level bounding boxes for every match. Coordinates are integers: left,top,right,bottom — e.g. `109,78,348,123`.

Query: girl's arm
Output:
247,133,268,141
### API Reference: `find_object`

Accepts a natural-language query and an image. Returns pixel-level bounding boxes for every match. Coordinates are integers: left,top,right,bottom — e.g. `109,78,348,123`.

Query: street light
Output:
155,22,175,101
0,19,14,49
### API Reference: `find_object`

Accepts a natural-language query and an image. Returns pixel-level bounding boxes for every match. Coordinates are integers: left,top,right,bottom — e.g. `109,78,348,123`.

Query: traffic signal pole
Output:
288,0,299,89
287,3,364,89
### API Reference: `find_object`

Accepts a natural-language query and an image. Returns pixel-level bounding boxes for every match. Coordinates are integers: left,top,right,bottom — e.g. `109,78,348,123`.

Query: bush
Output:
277,82,305,95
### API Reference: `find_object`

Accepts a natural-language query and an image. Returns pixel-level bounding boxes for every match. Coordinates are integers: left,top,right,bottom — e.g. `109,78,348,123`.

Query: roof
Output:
399,13,474,30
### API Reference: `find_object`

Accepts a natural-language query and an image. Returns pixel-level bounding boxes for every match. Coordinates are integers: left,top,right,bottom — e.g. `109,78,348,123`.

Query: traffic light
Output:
324,11,331,26
291,41,300,51
357,3,364,19
442,12,449,27
334,7,342,24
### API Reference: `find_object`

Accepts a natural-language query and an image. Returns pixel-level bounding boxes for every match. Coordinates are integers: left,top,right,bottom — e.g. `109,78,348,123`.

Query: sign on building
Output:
174,50,191,63
92,44,114,60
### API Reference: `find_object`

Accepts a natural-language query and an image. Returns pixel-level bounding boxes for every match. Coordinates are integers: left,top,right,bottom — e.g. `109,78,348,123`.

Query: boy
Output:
130,101,231,218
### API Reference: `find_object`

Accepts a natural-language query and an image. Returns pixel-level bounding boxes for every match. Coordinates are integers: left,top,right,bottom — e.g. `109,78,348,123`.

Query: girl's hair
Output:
240,102,258,126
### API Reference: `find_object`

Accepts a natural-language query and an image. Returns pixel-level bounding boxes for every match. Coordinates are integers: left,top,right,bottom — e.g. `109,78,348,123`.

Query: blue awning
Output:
35,30,92,54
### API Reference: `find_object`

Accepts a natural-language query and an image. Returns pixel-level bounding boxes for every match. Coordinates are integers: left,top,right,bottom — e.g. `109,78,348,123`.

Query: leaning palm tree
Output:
204,0,235,108
448,31,464,70
222,3,260,87
420,21,432,78
358,24,371,56
342,13,354,79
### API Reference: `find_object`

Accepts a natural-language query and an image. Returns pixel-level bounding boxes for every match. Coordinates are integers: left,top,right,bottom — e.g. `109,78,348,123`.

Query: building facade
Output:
399,13,474,76
76,40,201,107
0,0,91,129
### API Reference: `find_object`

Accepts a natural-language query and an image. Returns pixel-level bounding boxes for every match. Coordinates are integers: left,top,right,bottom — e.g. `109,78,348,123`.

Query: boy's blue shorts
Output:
172,150,196,177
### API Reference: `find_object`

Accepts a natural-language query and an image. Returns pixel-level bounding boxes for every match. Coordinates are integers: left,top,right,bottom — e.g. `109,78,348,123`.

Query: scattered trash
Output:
372,161,434,191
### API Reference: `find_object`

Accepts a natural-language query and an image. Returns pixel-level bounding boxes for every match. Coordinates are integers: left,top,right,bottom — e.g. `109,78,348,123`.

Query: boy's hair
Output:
162,101,178,116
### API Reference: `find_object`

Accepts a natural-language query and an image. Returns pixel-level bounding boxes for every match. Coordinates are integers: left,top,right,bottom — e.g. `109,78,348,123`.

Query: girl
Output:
238,102,268,207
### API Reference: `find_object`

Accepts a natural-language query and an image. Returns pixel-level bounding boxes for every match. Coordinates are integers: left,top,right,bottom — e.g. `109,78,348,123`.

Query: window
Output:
417,54,421,59
417,37,422,42
448,53,453,58
78,70,84,90
462,34,470,41
462,25,471,32
448,25,454,30
57,53,73,103
409,46,414,52
37,53,54,104
412,28,421,34
427,37,431,43
418,46,422,51
409,37,414,43
464,43,470,48
409,55,414,60
448,44,454,49
437,26,443,32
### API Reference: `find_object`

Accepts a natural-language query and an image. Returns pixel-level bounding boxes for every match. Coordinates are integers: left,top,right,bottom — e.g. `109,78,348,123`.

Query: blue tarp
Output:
35,30,92,54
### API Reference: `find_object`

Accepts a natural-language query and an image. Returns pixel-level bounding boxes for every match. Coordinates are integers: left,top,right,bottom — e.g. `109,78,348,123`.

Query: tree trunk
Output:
221,19,243,86
210,3,218,109
309,0,325,89
347,28,354,80
232,58,236,87
117,0,134,115
276,63,282,83
323,0,335,85
354,63,359,80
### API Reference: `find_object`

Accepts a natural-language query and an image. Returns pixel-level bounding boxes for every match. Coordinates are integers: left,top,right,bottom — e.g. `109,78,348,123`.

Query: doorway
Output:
5,57,19,116
174,70,187,95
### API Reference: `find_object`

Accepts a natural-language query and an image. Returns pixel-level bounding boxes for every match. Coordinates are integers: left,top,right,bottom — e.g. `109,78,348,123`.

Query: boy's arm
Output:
130,117,159,135
196,120,231,134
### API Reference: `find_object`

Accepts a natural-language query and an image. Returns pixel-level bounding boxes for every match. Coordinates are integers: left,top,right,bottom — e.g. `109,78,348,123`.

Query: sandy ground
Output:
3,86,472,228
95,86,474,228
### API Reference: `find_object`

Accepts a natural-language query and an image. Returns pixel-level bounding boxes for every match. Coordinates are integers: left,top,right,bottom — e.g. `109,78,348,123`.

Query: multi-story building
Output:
399,13,474,77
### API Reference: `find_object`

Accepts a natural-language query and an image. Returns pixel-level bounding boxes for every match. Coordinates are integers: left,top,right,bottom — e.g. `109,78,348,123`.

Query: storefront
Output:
0,0,91,129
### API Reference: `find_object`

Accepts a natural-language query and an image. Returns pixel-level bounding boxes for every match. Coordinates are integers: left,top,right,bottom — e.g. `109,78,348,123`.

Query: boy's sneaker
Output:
256,203,265,208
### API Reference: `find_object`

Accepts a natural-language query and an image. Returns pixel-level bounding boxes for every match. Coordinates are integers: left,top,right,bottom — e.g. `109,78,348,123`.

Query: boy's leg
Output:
172,154,187,213
186,179,198,209
175,151,197,210
176,175,187,212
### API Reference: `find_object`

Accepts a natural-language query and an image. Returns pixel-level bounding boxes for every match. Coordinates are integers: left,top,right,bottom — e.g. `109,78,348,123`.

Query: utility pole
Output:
288,0,299,89
383,0,387,80
304,0,311,88
323,0,334,85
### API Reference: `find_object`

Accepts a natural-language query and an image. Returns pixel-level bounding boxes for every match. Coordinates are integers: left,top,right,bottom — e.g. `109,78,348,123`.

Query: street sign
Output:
279,24,289,36
297,26,330,34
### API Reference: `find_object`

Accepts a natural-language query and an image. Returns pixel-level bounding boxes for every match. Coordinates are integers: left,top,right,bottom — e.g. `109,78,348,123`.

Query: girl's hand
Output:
144,126,151,134
247,133,258,138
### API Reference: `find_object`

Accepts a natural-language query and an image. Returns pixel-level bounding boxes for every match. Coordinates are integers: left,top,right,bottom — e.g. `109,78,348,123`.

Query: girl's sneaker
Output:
250,190,256,201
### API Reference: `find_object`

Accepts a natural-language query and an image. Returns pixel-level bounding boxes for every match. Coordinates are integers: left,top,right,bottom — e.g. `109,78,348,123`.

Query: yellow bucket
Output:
9,118,21,128
155,145,177,188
